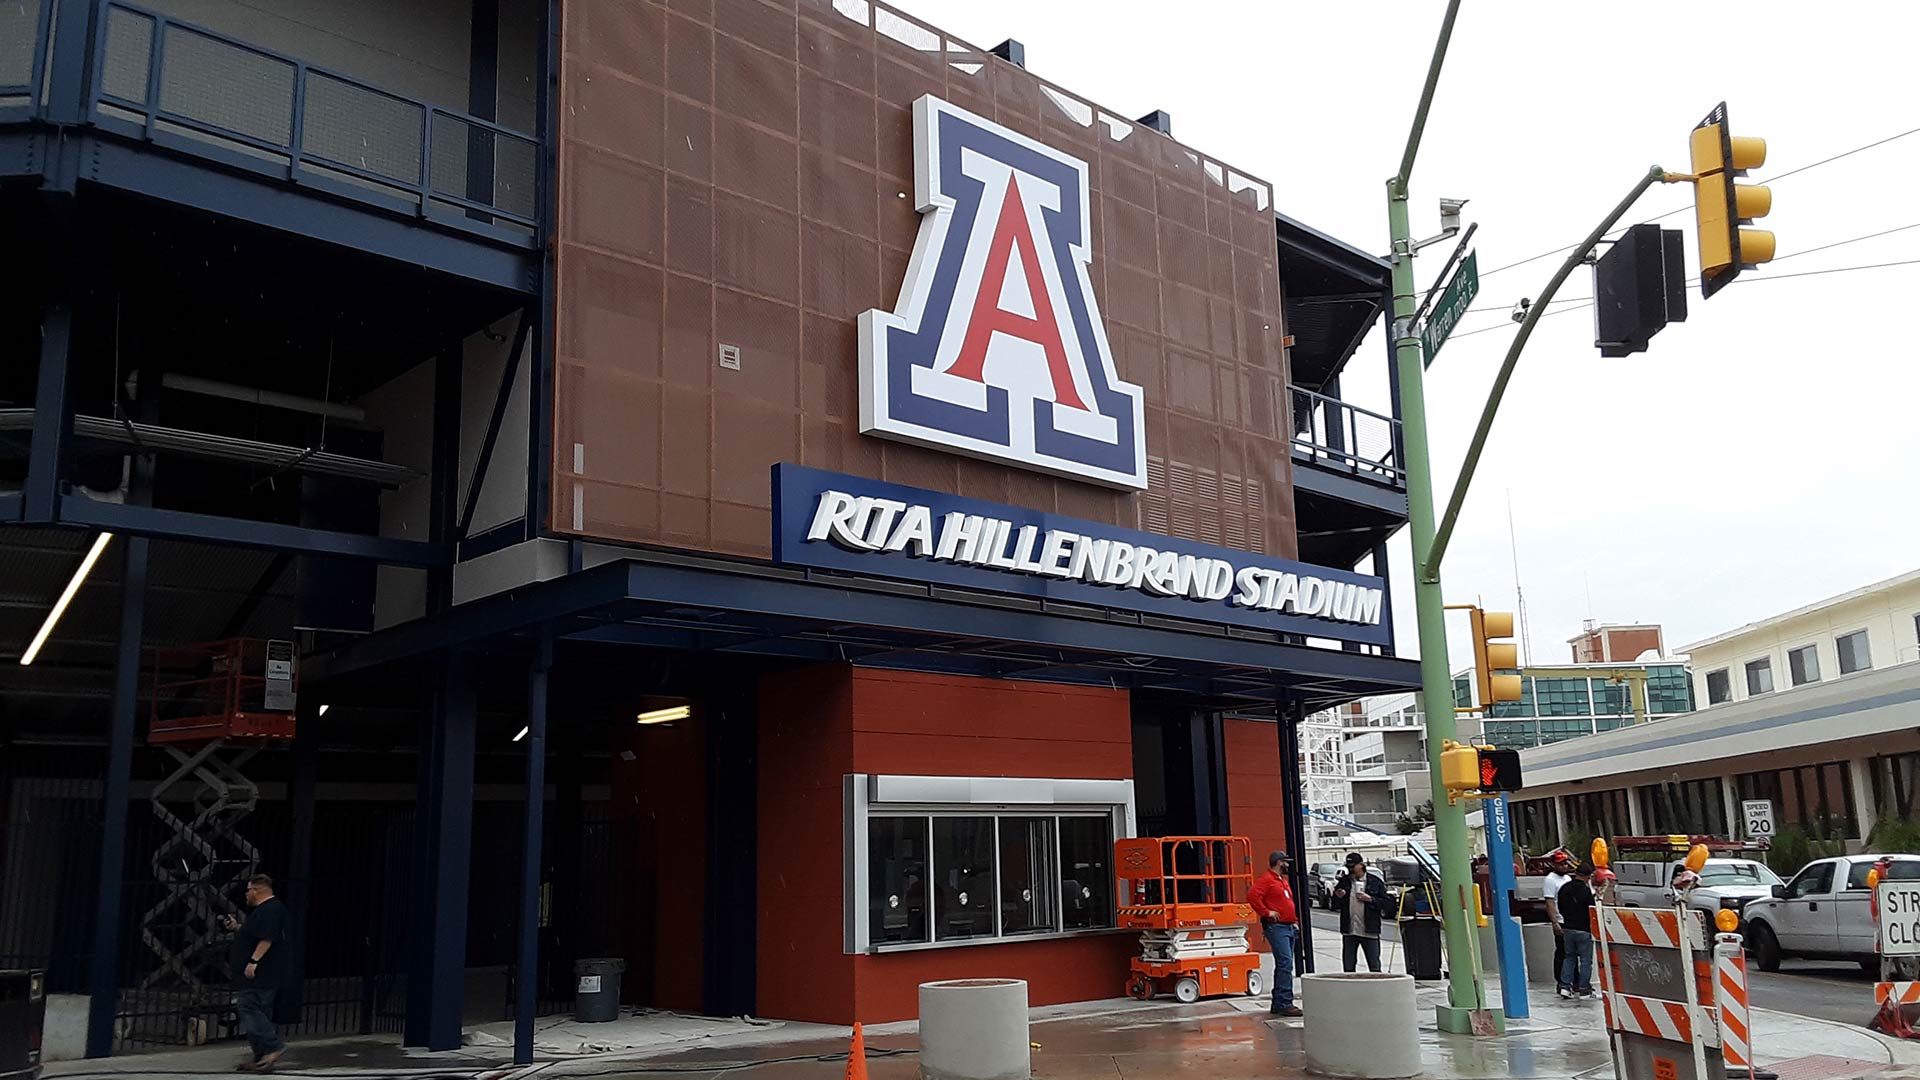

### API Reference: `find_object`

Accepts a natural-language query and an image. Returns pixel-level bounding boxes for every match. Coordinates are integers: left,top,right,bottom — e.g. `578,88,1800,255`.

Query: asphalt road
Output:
1306,908,1879,1026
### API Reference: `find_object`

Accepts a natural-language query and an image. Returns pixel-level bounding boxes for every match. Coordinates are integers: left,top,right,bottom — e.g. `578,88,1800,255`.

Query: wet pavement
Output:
43,931,1920,1080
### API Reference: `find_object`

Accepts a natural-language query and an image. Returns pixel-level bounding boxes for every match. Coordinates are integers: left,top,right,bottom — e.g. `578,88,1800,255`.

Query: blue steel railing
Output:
0,0,57,119
80,0,539,231
1289,385,1405,489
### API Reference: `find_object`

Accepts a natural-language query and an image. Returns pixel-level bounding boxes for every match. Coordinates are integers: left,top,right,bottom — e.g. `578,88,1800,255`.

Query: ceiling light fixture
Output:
20,532,114,667
513,725,530,742
636,705,691,725
318,704,330,717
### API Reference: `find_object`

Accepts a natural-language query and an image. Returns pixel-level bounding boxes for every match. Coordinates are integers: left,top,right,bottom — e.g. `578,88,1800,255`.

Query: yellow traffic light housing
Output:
1690,101,1774,297
1441,741,1482,794
1468,607,1523,706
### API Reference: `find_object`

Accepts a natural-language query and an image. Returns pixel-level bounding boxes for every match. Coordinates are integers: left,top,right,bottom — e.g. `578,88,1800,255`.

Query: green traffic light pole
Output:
1386,0,1681,1034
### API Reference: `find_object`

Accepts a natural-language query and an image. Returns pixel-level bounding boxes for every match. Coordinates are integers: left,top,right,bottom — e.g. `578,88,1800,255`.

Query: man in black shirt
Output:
223,874,288,1070
1556,864,1597,1000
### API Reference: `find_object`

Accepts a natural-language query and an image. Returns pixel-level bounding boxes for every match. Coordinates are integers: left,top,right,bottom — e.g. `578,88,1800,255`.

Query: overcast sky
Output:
911,0,1920,667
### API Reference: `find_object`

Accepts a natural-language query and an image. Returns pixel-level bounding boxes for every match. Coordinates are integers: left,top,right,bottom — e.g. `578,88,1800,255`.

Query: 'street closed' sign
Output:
1878,881,1920,957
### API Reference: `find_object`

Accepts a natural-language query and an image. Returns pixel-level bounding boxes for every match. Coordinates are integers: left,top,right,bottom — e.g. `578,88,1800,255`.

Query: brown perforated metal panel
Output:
553,0,1295,559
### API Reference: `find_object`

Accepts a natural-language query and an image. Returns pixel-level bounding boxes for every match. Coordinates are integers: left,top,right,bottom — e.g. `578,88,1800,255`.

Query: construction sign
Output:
1594,904,1748,1080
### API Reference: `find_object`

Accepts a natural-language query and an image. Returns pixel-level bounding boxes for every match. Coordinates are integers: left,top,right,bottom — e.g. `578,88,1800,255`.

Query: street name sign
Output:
1421,250,1479,367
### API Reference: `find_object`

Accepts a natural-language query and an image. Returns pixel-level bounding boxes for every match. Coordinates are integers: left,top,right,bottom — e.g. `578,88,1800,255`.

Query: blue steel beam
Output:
513,635,550,1065
58,499,446,566
78,137,538,293
23,301,74,523
457,309,532,540
86,535,148,1057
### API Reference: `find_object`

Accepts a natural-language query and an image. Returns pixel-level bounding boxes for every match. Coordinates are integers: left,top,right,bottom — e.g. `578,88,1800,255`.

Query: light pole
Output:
1382,0,1495,1033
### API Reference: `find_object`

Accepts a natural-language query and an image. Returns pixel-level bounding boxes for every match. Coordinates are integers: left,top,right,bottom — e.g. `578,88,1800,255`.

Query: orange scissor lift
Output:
1115,836,1263,1003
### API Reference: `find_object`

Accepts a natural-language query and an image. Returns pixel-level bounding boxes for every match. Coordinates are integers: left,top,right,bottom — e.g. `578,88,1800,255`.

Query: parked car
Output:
1308,862,1343,909
1612,858,1783,924
1742,854,1920,971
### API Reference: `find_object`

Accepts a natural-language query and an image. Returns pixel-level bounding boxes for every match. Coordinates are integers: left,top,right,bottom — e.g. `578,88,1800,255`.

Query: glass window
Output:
1591,679,1628,717
1838,630,1873,675
998,817,1056,935
1875,752,1920,822
1788,862,1834,898
1639,778,1728,836
1788,644,1822,687
1482,720,1537,749
1489,675,1537,719
1646,666,1695,715
1847,861,1879,890
933,817,997,941
1534,677,1592,717
1745,657,1774,695
870,816,930,945
1705,669,1732,705
1453,675,1473,710
1059,817,1112,930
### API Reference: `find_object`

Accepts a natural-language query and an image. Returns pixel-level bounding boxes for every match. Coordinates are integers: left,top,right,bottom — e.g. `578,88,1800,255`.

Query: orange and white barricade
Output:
1593,904,1757,1080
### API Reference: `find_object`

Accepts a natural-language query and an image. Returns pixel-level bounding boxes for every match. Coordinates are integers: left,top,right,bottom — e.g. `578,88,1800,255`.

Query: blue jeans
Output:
1263,921,1297,1010
1342,934,1381,973
235,987,284,1059
1561,929,1593,994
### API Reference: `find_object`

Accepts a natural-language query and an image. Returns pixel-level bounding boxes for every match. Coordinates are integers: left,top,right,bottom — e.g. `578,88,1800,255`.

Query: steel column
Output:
1372,539,1396,658
406,654,478,1050
85,535,149,1057
279,697,320,1024
466,0,499,218
1274,695,1313,974
427,347,463,611
23,302,74,523
513,636,550,1065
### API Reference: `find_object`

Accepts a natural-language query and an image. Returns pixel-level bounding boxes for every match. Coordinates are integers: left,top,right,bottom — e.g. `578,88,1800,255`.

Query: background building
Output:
1683,569,1920,707
1511,568,1920,858
1568,621,1665,663
1460,659,1694,749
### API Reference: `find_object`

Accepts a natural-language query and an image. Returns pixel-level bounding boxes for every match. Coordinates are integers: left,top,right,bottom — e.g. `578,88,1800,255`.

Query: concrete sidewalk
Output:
42,930,1920,1080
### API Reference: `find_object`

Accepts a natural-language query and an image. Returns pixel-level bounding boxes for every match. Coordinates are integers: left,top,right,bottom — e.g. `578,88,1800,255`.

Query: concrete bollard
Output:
919,978,1030,1080
1522,922,1558,985
1302,973,1421,1079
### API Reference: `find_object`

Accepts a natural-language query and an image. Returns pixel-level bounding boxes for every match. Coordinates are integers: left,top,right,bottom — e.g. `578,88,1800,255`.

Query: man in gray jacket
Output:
1332,853,1389,973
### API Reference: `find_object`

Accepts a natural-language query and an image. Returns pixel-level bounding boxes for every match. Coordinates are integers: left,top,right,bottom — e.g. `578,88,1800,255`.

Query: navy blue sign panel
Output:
772,465,1390,647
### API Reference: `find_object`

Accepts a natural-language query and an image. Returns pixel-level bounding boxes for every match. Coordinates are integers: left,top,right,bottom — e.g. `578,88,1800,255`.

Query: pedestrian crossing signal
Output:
1478,748,1523,792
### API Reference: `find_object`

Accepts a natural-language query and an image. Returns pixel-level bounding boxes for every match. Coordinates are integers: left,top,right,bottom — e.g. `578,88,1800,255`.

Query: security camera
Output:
1438,197,1469,234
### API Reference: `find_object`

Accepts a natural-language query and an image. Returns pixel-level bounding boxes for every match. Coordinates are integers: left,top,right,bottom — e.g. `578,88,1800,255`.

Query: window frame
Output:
1837,629,1873,675
1744,656,1774,696
1705,668,1732,705
845,773,1135,955
1786,642,1822,687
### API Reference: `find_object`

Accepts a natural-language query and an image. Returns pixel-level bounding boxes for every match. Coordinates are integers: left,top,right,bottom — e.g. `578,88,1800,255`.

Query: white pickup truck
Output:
1741,854,1920,971
1611,858,1783,925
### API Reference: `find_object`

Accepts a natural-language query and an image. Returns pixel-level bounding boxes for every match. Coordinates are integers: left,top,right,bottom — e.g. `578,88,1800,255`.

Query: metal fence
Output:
90,0,539,229
1289,385,1404,488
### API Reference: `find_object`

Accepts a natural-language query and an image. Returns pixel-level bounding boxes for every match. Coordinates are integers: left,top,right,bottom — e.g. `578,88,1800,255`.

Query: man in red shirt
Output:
1248,849,1301,1016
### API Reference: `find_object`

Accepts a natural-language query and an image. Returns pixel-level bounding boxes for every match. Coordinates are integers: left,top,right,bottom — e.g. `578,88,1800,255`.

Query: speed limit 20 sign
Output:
1742,800,1775,841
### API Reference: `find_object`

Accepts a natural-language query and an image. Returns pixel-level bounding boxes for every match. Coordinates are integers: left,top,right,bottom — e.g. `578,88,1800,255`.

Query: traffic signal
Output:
1440,741,1482,795
1468,607,1523,707
1593,223,1687,356
1690,102,1774,298
1478,748,1523,792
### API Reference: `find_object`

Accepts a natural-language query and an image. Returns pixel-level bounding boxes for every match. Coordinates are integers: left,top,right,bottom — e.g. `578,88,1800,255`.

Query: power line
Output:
1446,256,1920,343
1457,219,1920,318
1471,124,1920,281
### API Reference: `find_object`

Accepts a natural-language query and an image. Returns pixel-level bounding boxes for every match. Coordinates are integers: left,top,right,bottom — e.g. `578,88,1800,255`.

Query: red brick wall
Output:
755,665,857,1024
1223,717,1286,950
755,665,1135,1024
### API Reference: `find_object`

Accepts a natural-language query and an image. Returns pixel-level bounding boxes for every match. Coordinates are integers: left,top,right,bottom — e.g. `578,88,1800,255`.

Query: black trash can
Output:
572,958,626,1023
1401,917,1444,981
0,969,46,1080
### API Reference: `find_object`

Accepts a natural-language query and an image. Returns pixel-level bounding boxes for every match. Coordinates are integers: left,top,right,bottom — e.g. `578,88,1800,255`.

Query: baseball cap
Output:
1269,849,1291,866
1345,852,1365,867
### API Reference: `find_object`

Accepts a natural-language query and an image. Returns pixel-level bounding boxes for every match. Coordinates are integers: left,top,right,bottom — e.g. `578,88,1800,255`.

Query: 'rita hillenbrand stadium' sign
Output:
773,465,1388,646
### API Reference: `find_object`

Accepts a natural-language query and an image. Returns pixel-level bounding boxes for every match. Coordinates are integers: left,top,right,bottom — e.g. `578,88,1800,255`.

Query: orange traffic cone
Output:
845,1021,868,1080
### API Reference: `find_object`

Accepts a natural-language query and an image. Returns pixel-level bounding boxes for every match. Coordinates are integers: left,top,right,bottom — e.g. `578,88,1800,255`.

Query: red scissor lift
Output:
1115,836,1262,1003
137,639,296,1038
